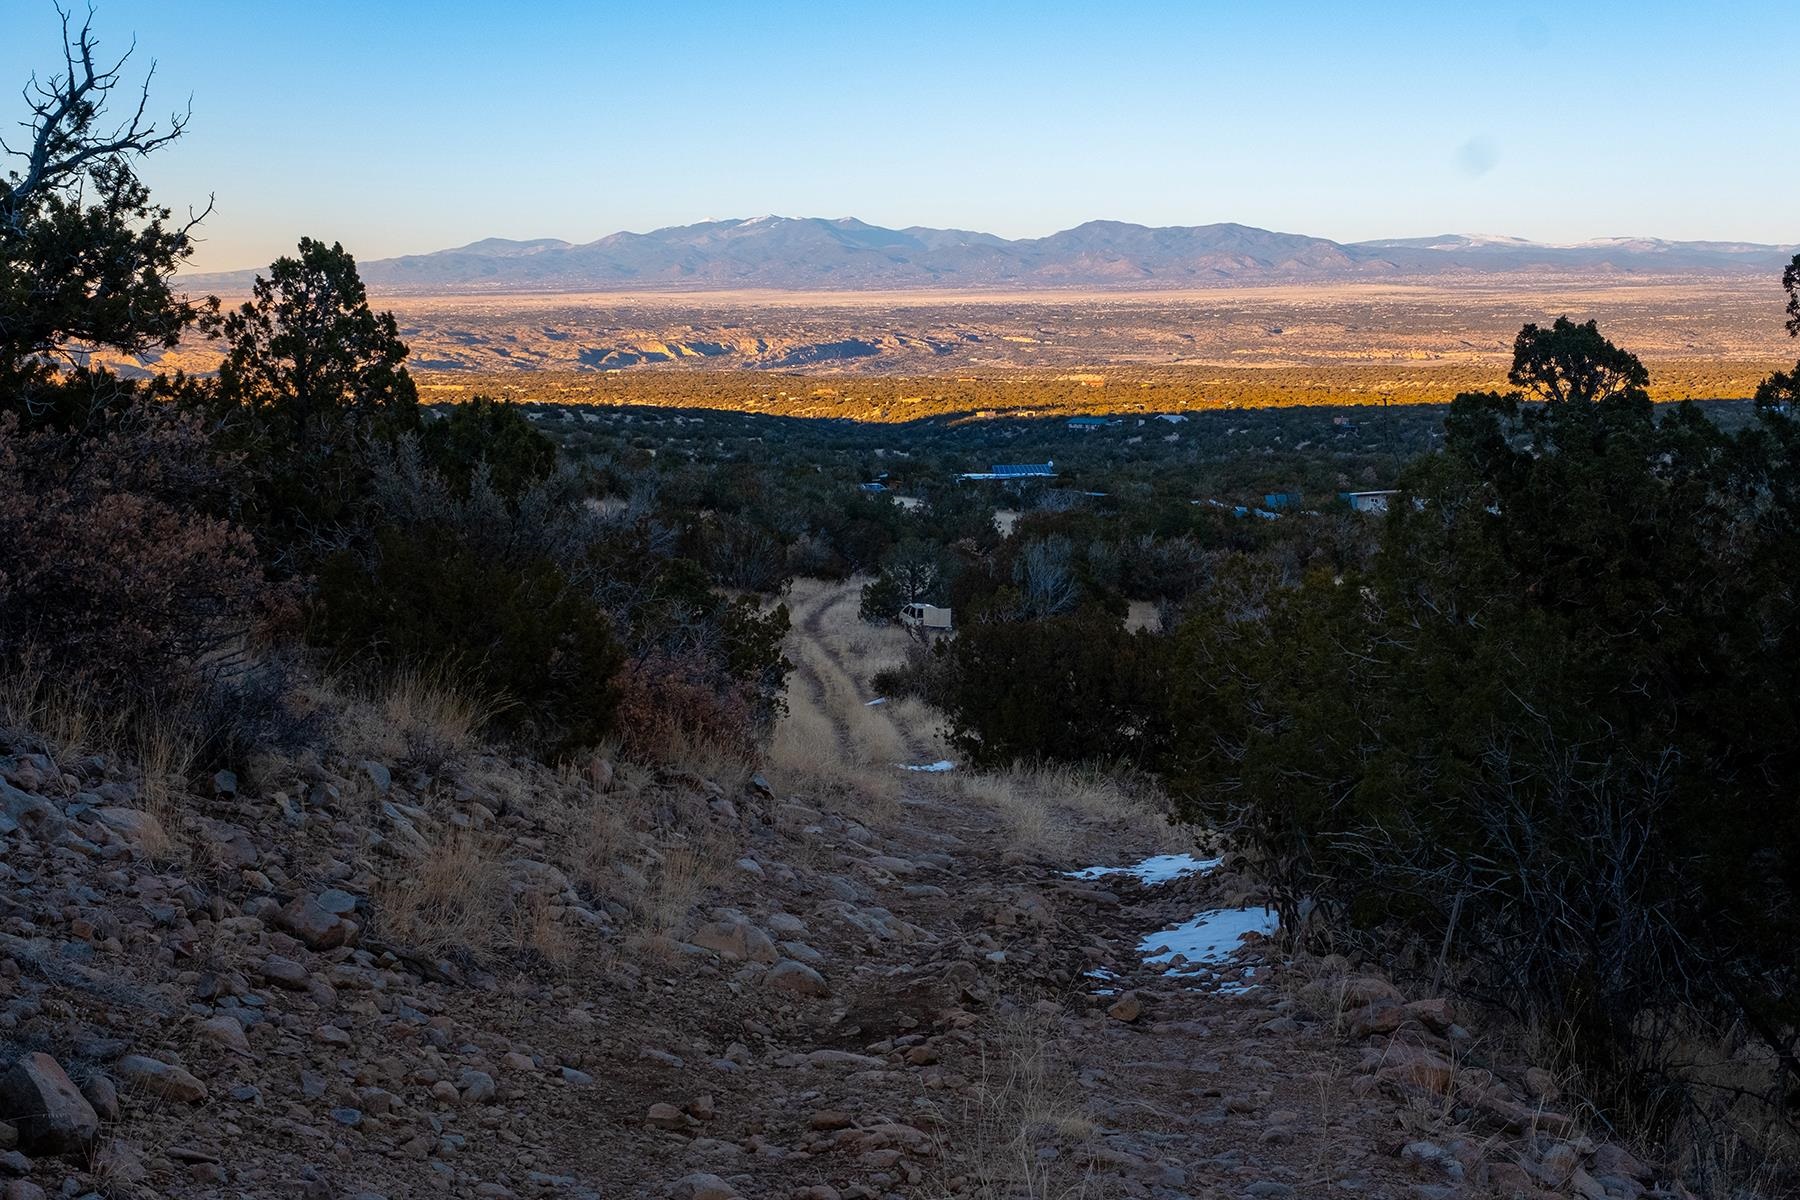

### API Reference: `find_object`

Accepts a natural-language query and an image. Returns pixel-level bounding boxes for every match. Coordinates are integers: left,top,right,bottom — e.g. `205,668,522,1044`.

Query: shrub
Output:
185,655,328,770
0,408,270,701
1164,323,1800,1151
312,525,623,758
940,612,1168,769
611,650,761,764
421,394,557,499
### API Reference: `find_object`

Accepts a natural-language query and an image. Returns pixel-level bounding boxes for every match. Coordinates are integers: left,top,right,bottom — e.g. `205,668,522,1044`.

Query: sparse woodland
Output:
2,11,1798,1200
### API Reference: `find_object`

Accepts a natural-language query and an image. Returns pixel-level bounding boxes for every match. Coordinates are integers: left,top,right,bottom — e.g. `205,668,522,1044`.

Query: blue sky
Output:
2,1,1794,271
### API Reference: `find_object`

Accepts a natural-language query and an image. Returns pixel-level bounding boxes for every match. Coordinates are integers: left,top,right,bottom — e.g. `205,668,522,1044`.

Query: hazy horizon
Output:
4,0,1796,273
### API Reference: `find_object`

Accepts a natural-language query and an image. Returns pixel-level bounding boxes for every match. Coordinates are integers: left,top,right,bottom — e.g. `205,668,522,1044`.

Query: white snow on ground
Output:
1139,906,1279,973
864,697,888,706
1067,853,1222,885
898,760,955,773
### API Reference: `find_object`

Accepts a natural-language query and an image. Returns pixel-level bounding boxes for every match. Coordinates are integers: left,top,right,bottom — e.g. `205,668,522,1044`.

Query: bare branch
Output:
0,5,191,233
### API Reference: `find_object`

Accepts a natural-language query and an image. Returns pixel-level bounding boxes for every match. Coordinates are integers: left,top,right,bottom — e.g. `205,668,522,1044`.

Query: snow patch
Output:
1139,907,1278,974
1067,853,1221,885
898,760,955,773
864,697,888,706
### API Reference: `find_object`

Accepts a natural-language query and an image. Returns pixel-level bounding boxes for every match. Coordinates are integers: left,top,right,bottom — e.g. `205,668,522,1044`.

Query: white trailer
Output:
899,603,953,631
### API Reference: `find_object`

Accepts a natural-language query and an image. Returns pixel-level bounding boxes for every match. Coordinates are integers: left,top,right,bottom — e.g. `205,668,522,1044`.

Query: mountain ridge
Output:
179,216,1800,295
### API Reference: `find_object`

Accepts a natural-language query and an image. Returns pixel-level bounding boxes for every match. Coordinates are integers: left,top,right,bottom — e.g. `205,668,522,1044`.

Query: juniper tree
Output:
0,8,207,423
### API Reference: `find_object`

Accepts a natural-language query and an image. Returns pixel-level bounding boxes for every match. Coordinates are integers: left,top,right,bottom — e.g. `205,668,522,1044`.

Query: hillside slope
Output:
0,585,1693,1198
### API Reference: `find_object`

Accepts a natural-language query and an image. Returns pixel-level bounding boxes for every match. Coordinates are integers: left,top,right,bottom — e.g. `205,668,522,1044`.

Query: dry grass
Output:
128,715,195,860
375,828,511,956
655,725,755,795
765,578,912,817
887,695,952,760
934,1014,1098,1200
549,761,737,957
948,762,1178,859
767,680,900,814
754,578,1028,885
1514,1015,1800,1200
634,842,721,945
512,888,572,966
0,659,123,767
336,667,499,767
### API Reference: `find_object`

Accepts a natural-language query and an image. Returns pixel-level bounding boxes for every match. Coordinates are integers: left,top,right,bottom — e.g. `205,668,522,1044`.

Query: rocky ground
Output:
0,584,1694,1200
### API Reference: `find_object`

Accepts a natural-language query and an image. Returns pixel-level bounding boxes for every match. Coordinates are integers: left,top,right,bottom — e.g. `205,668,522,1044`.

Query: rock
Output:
1537,1142,1580,1188
767,912,807,936
0,1053,99,1154
199,1015,252,1056
587,757,614,792
212,769,238,798
3,1181,48,1200
262,955,312,990
276,895,352,950
1478,1092,1579,1137
1107,992,1143,1022
1569,1166,1610,1200
668,1173,738,1200
646,1102,687,1130
692,919,778,965
1591,1144,1651,1182
1372,1044,1456,1096
1524,1065,1561,1101
764,960,829,998
0,782,64,840
115,1054,208,1103
748,773,774,800
1401,1140,1464,1181
458,1069,496,1103
91,1139,146,1185
1487,1162,1535,1196
1335,975,1404,1008
803,1050,883,1069
360,761,392,794
1346,1001,1406,1039
77,1074,119,1122
90,806,169,852
1404,997,1455,1032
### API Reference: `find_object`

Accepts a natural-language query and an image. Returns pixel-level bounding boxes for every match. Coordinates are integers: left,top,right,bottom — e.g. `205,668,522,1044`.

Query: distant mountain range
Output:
180,218,1800,294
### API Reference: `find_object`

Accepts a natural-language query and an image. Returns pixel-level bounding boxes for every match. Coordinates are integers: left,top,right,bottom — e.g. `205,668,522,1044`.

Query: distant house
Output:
1263,492,1301,510
1340,490,1398,514
859,481,889,494
1067,416,1110,432
960,461,1057,481
1156,413,1188,424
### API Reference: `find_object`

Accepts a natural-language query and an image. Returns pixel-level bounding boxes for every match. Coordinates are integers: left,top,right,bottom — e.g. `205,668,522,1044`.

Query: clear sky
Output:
3,0,1794,272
